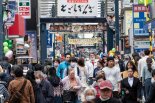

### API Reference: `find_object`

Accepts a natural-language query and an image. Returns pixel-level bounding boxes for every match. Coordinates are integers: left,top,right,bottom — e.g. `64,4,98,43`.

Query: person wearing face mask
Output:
95,80,122,103
53,59,60,75
34,71,54,103
145,69,155,103
83,87,97,103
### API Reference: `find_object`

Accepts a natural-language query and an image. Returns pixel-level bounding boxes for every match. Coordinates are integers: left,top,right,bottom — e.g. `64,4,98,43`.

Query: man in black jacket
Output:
95,80,122,103
121,68,141,103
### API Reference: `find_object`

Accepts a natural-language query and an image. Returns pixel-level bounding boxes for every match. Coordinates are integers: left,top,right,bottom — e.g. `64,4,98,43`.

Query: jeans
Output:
144,78,151,99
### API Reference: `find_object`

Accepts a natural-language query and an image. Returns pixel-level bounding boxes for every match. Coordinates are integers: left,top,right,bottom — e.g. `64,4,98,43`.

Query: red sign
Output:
67,0,88,3
133,5,149,12
19,7,30,11
19,12,30,16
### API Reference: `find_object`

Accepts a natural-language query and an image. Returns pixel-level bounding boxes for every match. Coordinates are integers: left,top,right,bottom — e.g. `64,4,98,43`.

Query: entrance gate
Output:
40,17,113,63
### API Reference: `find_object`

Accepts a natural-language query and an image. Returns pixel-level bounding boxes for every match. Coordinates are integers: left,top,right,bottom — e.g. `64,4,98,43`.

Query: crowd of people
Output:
0,49,155,103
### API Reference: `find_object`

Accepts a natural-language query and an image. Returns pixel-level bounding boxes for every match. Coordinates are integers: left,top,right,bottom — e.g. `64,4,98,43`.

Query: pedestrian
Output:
122,61,138,79
102,57,122,98
8,65,35,103
86,52,98,85
93,60,104,78
93,72,106,98
142,57,155,98
121,68,141,103
57,53,71,79
53,59,60,75
83,87,96,103
0,83,10,102
26,70,45,103
145,69,155,103
62,68,82,103
34,71,53,103
95,80,122,103
48,67,63,103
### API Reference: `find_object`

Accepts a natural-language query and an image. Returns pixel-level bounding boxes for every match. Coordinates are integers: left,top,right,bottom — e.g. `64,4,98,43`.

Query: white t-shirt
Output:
85,59,98,77
103,66,122,91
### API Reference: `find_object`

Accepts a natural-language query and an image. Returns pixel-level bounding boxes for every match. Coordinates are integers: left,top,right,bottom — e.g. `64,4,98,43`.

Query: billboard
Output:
133,5,149,36
57,0,98,17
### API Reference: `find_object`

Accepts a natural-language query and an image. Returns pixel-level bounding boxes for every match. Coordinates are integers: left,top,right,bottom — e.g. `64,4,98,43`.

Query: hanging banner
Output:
46,31,54,58
18,0,31,19
57,0,98,17
27,31,38,61
68,38,101,45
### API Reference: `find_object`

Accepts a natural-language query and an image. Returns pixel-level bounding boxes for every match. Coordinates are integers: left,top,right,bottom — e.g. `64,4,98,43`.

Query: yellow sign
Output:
68,38,101,45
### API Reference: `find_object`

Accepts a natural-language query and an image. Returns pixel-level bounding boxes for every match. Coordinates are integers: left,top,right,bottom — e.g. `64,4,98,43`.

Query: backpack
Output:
9,79,27,103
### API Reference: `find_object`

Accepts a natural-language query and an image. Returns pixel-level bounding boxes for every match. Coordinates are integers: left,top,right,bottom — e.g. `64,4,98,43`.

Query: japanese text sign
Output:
57,0,98,17
18,0,31,19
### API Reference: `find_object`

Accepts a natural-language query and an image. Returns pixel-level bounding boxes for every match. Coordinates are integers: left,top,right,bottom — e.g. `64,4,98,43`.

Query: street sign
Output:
18,0,31,19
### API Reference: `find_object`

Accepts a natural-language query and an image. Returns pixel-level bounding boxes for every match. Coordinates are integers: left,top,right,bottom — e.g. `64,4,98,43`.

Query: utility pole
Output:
0,0,4,60
115,0,119,50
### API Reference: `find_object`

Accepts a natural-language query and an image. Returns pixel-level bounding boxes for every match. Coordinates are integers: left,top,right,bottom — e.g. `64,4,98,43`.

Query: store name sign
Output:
57,0,98,17
18,0,31,19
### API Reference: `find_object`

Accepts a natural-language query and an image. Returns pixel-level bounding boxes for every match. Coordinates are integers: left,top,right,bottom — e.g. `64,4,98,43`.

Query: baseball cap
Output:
99,80,113,90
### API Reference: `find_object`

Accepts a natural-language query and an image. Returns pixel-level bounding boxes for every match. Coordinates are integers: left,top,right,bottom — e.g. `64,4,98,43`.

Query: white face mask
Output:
54,63,59,67
35,79,41,84
100,96,110,101
86,96,95,101
70,63,76,68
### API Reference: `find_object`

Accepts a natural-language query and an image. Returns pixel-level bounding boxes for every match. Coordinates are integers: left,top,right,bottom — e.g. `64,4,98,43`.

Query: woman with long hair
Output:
47,67,63,103
122,60,138,79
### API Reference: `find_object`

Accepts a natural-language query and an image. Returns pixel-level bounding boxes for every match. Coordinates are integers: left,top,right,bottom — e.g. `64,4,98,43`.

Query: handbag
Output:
63,90,72,102
9,79,27,103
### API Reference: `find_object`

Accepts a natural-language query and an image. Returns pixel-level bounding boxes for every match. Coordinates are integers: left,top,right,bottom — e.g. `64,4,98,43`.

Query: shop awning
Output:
8,14,25,37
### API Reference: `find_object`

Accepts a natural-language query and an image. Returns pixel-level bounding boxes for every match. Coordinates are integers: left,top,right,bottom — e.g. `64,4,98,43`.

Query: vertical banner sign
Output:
18,0,31,19
57,0,98,17
133,5,149,36
47,31,53,58
27,31,38,61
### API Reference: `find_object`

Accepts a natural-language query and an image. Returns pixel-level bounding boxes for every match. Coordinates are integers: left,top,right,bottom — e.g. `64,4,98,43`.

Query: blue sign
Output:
47,31,53,48
133,5,149,36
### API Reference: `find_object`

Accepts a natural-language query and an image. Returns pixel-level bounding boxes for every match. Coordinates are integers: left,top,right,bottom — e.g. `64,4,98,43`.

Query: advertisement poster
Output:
57,0,98,17
27,31,38,61
3,0,17,26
